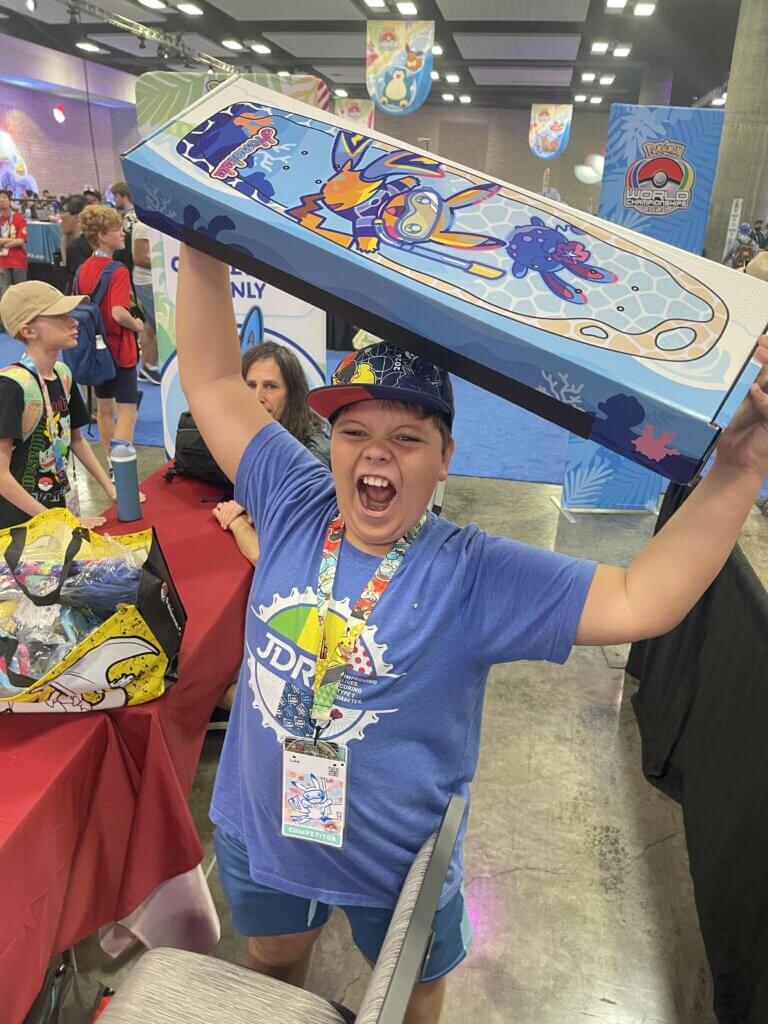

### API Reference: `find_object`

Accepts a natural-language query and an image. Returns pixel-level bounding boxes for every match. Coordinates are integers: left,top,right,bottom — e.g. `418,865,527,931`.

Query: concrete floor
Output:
73,443,768,1024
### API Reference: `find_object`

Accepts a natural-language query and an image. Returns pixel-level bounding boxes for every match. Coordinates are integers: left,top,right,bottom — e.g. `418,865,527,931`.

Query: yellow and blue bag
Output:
0,508,186,713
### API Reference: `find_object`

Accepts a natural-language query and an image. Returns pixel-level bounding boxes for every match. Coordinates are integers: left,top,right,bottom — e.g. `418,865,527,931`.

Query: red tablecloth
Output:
0,468,252,1023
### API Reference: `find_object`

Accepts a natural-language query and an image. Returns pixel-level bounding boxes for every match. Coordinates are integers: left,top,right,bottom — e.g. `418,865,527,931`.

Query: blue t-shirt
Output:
210,422,596,909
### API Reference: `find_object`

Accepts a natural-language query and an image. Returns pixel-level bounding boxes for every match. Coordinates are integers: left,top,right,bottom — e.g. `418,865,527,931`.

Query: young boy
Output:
176,244,768,1024
0,281,116,530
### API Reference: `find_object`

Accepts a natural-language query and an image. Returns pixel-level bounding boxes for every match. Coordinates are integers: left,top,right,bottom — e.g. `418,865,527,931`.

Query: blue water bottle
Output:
111,443,142,522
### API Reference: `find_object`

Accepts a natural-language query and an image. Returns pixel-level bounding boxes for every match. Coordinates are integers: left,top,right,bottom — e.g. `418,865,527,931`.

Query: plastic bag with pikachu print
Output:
0,508,186,713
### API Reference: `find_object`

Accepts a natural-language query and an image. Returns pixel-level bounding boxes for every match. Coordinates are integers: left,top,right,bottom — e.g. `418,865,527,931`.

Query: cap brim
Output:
40,294,88,317
307,383,453,425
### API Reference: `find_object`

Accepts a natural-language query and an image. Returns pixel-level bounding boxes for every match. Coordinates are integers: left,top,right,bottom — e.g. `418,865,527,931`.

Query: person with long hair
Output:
212,341,330,564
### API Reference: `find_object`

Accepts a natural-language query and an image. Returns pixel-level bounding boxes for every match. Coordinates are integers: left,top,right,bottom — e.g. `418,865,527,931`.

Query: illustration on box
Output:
173,103,727,363
126,89,767,481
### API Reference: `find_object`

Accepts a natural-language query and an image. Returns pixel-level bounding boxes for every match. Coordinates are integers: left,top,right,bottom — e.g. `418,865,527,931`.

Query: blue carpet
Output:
326,351,569,484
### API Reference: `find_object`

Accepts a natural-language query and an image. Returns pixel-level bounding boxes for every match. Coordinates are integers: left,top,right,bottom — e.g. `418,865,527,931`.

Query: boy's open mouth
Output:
357,474,397,513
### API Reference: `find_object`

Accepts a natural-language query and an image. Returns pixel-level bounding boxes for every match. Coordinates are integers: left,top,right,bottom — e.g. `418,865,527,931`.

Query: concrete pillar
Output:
639,66,673,106
705,0,768,260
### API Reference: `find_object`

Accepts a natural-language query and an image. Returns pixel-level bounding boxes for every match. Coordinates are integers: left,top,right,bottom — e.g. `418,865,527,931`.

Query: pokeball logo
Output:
623,140,695,217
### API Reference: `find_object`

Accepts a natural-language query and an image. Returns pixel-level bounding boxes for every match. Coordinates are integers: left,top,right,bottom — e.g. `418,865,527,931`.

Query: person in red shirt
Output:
77,204,143,460
0,189,28,307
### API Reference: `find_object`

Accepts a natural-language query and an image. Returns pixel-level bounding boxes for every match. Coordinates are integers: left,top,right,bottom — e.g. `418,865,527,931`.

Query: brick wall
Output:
0,82,139,198
376,104,610,214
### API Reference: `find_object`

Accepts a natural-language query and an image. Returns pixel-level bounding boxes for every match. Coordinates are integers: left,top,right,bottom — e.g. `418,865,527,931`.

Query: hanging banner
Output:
135,72,327,456
366,20,434,116
562,104,725,511
333,97,375,129
528,104,573,160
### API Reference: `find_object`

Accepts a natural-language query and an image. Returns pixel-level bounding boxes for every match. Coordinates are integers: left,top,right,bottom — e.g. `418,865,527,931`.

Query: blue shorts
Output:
213,828,472,983
134,282,155,328
94,365,139,405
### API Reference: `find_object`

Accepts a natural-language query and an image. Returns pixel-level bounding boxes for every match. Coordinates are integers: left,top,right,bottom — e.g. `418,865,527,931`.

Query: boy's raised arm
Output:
176,243,273,482
576,334,768,646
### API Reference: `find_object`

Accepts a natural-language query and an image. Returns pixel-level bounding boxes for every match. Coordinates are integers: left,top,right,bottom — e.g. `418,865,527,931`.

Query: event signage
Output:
366,20,434,116
123,76,768,484
528,104,573,161
134,71,327,457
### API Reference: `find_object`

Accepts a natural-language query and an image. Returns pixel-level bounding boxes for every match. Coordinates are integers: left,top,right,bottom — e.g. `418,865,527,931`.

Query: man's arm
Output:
576,336,768,645
176,244,272,482
0,238,25,249
0,439,46,519
111,305,143,332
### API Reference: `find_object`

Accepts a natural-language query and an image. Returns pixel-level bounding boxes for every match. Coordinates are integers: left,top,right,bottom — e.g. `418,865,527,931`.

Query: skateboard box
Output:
122,76,768,483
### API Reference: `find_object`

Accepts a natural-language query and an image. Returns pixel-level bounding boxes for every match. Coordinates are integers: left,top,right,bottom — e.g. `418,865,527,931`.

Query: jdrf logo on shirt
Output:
246,587,398,744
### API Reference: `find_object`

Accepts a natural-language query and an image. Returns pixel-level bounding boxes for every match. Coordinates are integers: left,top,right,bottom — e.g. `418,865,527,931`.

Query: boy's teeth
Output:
363,476,390,487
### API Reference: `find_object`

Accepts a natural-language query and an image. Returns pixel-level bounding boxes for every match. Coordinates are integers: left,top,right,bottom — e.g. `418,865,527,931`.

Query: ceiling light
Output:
711,96,726,106
277,70,290,77
445,72,459,83
581,72,596,82
430,70,439,80
634,2,656,13
574,94,587,102
432,44,442,55
136,0,166,8
613,43,631,56
599,74,615,85
76,41,103,52
606,0,627,7
459,94,471,104
334,88,348,97
26,0,36,10
442,92,454,102
590,95,603,103
591,41,609,53
250,42,271,54
222,39,243,50
177,2,203,13
396,2,418,14
364,0,386,6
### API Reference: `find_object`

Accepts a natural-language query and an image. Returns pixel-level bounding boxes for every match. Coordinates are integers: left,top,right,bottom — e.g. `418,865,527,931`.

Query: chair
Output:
99,794,466,1024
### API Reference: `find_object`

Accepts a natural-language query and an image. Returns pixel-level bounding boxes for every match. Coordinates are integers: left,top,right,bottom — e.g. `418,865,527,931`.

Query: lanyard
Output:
20,356,70,486
311,511,425,727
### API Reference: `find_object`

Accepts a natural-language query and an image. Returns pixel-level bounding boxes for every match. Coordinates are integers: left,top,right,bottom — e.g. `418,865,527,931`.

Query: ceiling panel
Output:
0,0,165,23
263,31,365,58
470,65,574,86
313,64,367,84
206,0,363,19
454,33,581,61
437,0,589,21
180,32,238,57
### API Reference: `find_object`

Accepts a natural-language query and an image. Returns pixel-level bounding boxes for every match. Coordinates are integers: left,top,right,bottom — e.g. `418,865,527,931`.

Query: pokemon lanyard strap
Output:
311,510,426,729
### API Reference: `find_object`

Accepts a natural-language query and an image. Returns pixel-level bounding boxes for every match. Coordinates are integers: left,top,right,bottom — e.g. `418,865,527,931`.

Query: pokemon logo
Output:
623,139,695,217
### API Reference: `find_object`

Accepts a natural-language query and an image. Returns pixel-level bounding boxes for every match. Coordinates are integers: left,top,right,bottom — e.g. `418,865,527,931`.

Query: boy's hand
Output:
715,334,768,478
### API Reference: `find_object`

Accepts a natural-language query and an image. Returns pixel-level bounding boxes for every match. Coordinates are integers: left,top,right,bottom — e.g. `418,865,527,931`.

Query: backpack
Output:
730,241,756,270
0,360,73,441
165,411,233,492
66,262,120,386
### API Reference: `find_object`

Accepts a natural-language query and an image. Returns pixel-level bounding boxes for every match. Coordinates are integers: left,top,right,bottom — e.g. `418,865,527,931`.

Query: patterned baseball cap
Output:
308,342,454,428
